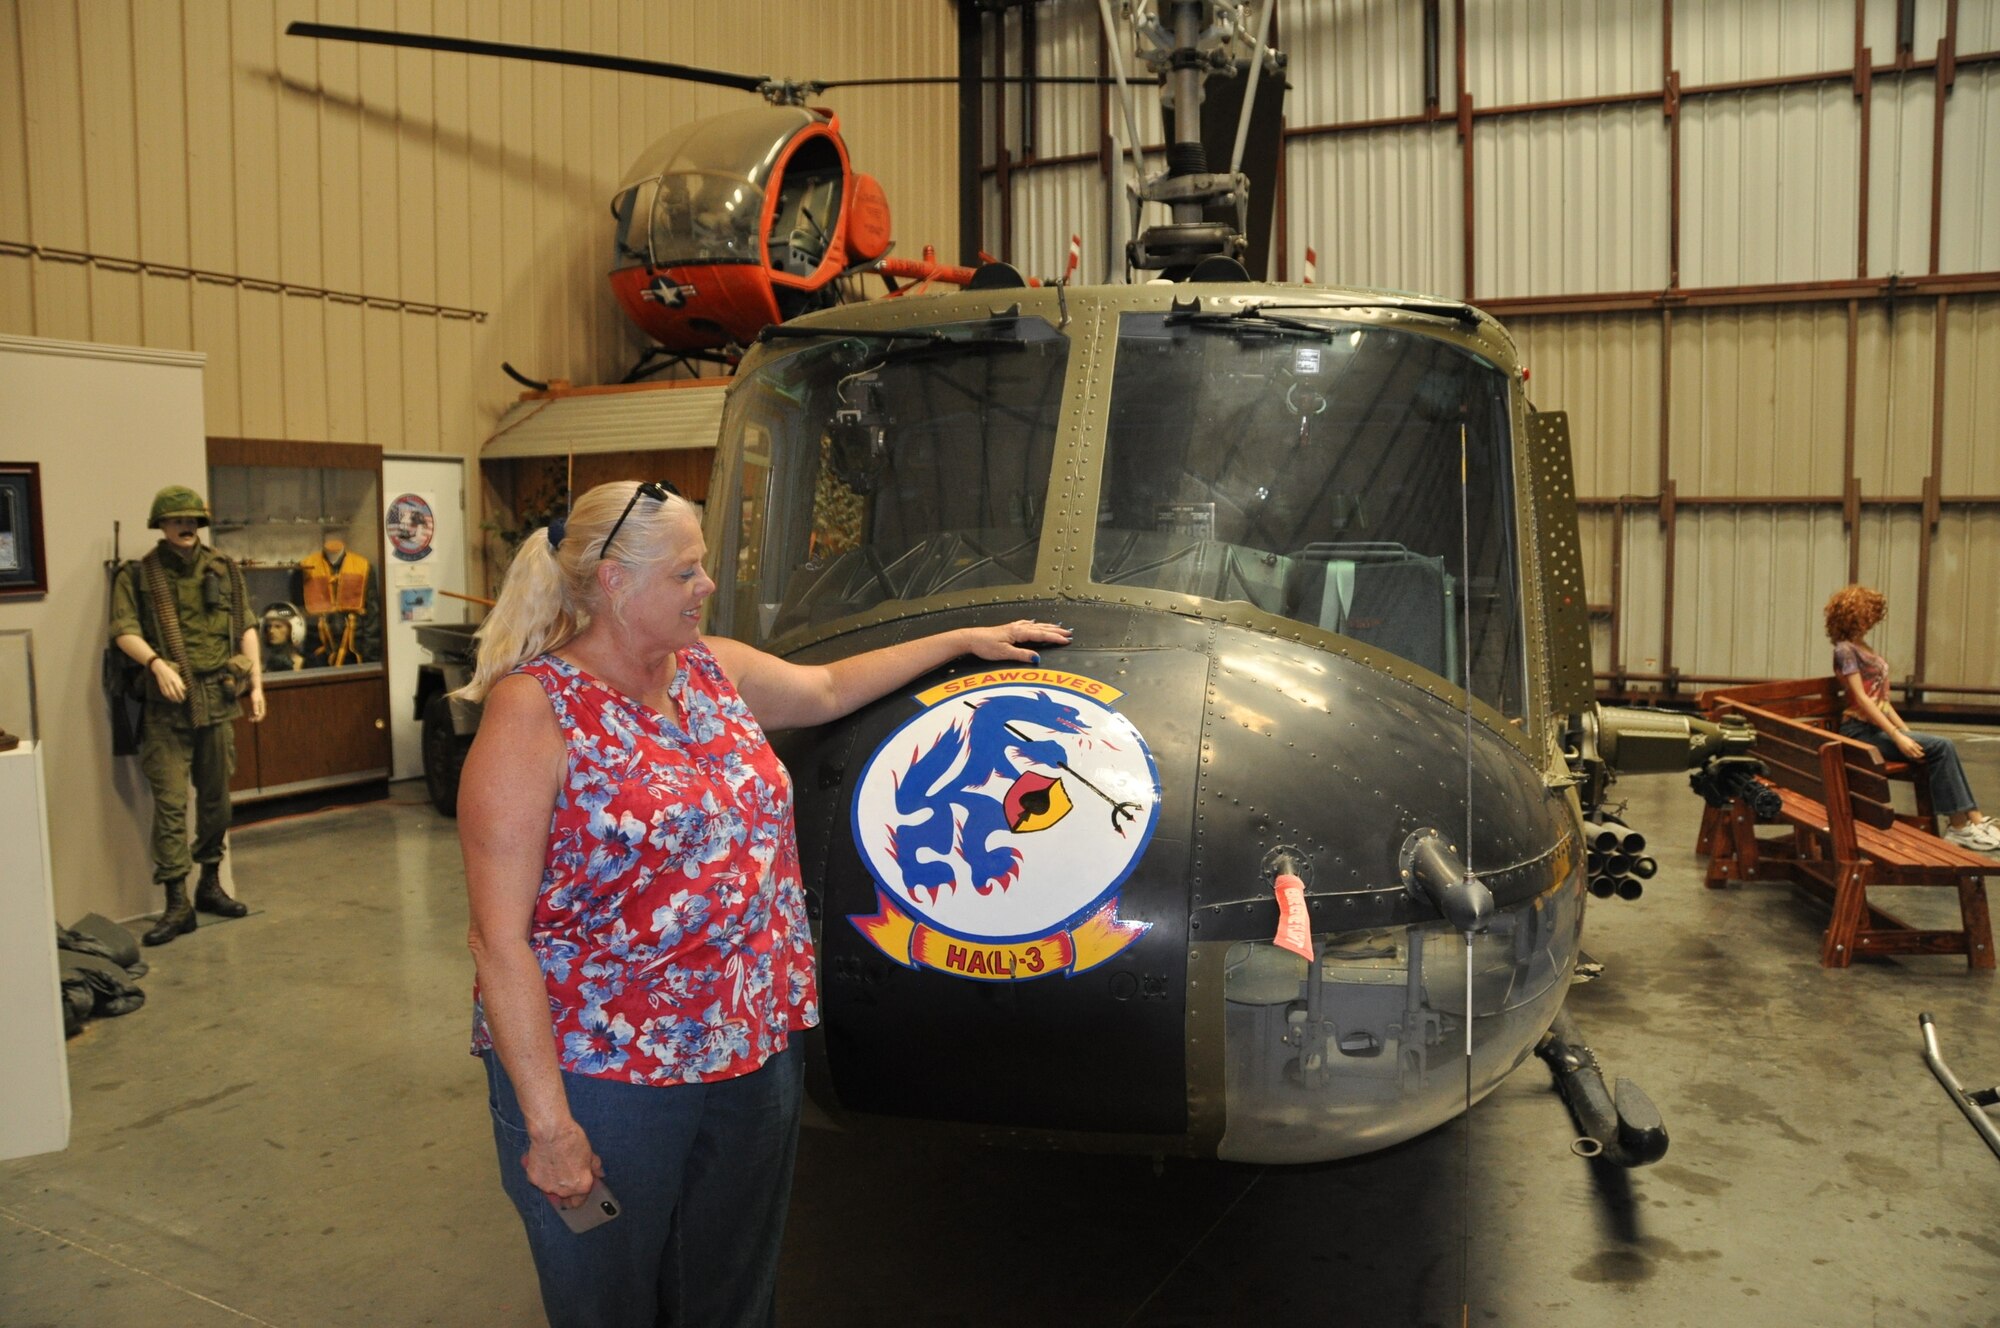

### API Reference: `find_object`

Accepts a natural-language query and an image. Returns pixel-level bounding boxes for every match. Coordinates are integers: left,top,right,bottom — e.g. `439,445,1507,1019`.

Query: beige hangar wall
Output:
0,0,961,473
986,0,2000,708
0,334,210,926
0,0,962,915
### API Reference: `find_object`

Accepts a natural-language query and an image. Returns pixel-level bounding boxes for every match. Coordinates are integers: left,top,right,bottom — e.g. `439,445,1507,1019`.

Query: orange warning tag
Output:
1272,873,1313,961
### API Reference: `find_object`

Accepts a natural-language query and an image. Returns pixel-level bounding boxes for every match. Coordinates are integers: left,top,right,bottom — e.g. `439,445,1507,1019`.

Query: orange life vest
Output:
301,549,370,615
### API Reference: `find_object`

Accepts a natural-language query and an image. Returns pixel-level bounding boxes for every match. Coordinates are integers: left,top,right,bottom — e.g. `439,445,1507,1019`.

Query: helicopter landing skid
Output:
1535,1007,1670,1167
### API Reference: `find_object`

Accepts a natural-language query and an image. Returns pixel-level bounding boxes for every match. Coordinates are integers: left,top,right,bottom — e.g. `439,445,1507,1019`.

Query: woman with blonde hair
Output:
1824,584,1997,851
455,479,1069,1326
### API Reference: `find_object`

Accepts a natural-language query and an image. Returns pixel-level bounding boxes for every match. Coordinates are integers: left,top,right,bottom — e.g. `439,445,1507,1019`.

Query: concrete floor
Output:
5,735,1999,1327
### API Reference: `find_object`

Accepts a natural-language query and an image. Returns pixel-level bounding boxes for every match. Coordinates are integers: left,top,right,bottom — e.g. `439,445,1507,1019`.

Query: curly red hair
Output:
1824,585,1886,643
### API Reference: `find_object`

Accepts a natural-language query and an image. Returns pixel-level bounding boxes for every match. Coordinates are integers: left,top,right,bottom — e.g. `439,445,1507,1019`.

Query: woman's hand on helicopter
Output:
960,619,1073,664
706,619,1071,733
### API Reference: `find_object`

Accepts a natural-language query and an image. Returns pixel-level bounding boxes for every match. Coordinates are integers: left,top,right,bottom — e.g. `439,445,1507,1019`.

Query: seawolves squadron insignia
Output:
849,668,1161,982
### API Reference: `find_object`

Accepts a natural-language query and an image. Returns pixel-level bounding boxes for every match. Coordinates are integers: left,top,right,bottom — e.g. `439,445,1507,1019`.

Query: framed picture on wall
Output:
0,462,49,599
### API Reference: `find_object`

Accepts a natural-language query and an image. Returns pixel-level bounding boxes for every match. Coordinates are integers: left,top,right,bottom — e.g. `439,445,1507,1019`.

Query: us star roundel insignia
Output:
848,667,1161,982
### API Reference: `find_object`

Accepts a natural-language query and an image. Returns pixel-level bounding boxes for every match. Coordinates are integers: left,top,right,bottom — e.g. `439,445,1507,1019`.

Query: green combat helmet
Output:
148,485,211,529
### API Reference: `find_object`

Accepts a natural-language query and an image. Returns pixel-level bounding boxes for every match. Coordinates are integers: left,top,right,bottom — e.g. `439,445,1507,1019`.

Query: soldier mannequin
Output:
110,487,266,946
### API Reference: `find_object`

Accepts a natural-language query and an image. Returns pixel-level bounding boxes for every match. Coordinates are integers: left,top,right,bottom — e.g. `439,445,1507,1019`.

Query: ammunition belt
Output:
140,551,193,690
138,550,254,726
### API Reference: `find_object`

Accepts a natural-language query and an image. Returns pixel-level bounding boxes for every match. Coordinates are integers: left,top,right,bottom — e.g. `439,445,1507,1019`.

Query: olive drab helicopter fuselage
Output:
695,280,1605,1163
295,5,1726,1167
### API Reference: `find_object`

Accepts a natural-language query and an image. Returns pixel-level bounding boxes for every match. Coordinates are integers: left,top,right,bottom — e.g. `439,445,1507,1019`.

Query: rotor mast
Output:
1116,0,1282,276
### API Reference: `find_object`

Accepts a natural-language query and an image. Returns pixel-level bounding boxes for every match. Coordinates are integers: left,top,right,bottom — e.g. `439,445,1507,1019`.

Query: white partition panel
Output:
0,741,71,1161
1939,67,2000,275
1465,0,1663,104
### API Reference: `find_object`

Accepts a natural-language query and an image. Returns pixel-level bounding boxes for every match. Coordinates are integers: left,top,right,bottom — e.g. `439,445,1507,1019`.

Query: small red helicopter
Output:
288,23,1089,363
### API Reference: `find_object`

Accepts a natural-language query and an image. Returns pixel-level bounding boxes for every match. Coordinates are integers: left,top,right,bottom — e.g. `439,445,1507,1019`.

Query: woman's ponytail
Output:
455,528,579,701
451,480,701,702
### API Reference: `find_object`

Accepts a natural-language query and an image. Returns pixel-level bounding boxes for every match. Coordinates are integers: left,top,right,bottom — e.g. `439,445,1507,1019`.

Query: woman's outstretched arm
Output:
706,619,1072,732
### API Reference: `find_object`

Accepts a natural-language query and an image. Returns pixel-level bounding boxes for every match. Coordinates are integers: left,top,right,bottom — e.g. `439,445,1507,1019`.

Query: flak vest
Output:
300,548,370,665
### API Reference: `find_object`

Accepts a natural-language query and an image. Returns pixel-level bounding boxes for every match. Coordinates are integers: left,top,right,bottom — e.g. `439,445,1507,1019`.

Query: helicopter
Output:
296,4,1759,1166
288,21,1102,365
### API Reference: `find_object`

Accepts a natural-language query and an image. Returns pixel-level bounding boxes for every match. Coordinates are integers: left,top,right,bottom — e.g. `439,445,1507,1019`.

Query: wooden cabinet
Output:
209,437,392,802
228,667,391,798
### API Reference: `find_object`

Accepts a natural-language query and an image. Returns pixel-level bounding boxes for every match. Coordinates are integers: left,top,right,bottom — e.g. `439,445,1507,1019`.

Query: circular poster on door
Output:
385,493,437,562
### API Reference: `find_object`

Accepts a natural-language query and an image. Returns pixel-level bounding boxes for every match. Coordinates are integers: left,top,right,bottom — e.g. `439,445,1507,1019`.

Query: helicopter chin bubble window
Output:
1093,311,1527,719
716,316,1071,645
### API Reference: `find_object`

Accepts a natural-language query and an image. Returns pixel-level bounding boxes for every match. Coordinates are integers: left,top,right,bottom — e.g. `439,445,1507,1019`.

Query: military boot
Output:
143,878,197,946
193,863,248,918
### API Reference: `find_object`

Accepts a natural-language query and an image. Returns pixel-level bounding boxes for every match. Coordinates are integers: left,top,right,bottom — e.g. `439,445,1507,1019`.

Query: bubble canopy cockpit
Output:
611,105,832,271
708,293,1528,719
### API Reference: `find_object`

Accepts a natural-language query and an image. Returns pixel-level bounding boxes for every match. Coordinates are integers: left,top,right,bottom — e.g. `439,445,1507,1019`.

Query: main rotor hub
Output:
1119,0,1280,275
759,78,821,107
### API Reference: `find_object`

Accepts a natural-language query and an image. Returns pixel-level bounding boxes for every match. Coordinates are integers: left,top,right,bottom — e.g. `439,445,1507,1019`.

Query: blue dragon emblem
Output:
890,692,1086,902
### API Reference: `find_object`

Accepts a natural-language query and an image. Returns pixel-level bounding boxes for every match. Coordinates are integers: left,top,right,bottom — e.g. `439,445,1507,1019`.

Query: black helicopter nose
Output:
782,601,1575,1150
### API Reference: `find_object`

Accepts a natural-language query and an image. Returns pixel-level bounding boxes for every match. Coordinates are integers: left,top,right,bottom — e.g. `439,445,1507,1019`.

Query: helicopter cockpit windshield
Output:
1094,310,1527,717
718,317,1069,641
647,172,765,266
609,106,822,271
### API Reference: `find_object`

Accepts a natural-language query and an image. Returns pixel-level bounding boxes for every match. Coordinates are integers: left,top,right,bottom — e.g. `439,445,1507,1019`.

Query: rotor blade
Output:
818,74,1129,89
285,22,768,93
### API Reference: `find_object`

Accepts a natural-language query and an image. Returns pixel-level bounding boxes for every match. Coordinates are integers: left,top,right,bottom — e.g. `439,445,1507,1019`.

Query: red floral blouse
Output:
471,646,819,1084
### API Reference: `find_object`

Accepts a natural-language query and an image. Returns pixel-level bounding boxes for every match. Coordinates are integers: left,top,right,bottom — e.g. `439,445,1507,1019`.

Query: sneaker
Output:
1944,823,1998,852
1969,820,2000,850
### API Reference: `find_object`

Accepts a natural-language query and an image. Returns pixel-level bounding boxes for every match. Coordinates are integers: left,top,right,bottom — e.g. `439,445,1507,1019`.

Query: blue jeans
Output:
1838,719,1978,816
484,1046,804,1328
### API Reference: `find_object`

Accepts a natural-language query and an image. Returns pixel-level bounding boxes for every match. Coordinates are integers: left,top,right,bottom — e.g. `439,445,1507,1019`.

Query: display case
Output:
207,439,391,800
0,627,37,746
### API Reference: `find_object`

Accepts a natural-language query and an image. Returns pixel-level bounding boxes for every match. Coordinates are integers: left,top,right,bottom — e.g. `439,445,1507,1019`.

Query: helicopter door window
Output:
722,427,778,640
766,172,840,277
714,318,1069,645
1093,312,1526,717
768,139,846,280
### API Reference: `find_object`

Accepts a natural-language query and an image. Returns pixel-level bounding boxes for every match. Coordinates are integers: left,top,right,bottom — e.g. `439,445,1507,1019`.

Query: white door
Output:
381,455,470,781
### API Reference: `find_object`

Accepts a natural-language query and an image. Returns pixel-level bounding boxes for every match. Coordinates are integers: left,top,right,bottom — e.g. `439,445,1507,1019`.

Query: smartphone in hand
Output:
556,1176,621,1234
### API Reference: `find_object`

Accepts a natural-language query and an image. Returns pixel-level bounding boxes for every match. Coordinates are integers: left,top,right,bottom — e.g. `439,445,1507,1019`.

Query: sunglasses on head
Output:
599,480,683,562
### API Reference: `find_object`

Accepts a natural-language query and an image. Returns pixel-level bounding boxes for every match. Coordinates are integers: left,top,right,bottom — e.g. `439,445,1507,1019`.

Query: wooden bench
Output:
1695,681,1994,969
1697,676,1932,815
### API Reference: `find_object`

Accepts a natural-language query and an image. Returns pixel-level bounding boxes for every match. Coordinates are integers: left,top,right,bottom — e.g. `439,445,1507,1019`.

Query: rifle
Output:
101,521,145,755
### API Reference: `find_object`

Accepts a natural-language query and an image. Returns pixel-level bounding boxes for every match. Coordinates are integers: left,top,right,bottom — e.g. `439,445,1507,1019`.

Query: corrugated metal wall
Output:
0,0,959,460
983,0,2000,707
984,0,1169,284
1680,88,1859,287
6,1,1992,703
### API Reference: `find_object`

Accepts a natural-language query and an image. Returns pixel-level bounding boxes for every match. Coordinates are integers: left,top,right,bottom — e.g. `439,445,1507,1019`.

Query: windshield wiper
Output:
756,325,945,345
1252,298,1484,329
759,319,1048,381
756,311,1052,347
1163,305,1337,338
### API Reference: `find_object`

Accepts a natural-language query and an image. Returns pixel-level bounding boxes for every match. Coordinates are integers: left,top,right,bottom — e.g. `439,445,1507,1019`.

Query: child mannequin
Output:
1826,584,1998,852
